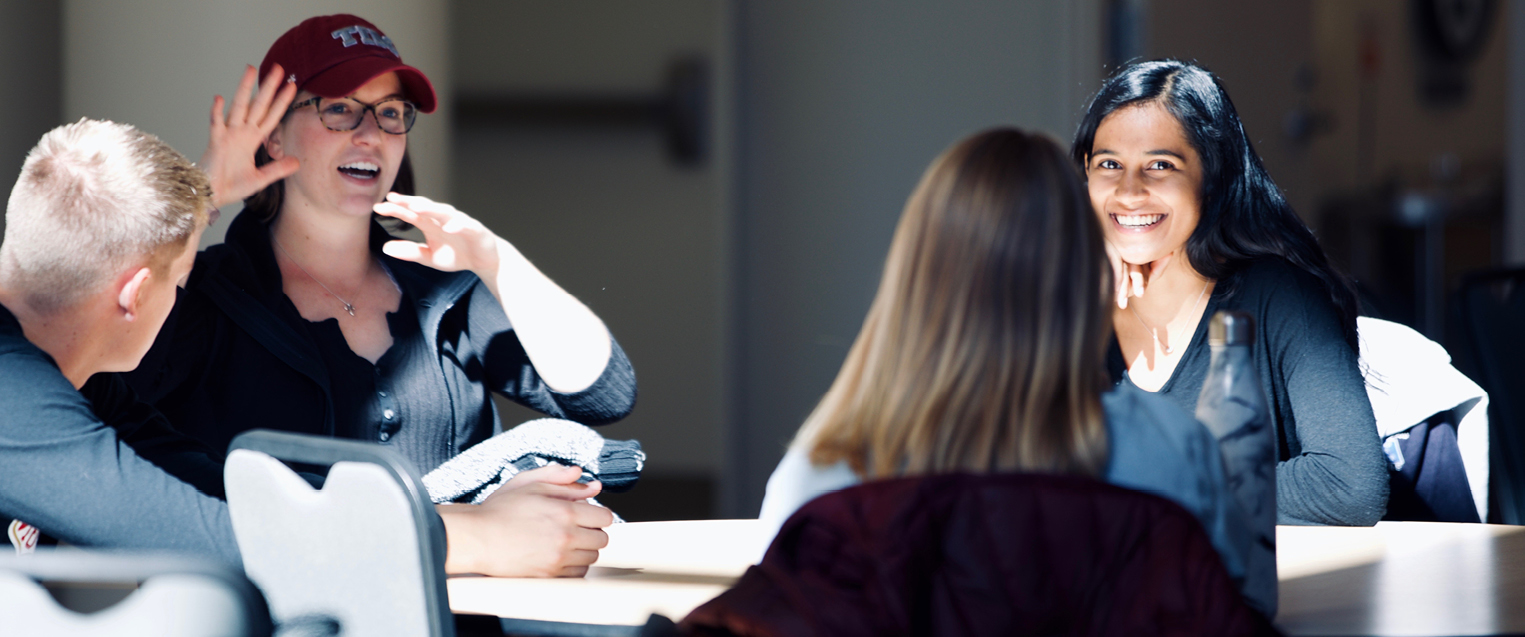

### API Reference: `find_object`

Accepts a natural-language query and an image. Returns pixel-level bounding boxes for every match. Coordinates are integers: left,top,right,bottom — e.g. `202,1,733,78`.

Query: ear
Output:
264,126,285,160
117,267,152,322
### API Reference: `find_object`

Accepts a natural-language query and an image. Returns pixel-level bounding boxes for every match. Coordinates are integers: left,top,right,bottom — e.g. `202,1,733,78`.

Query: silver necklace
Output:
1128,280,1210,355
273,235,358,317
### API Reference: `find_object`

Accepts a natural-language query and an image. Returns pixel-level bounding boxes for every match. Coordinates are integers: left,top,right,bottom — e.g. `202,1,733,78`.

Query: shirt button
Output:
383,409,395,420
379,431,391,442
378,391,387,397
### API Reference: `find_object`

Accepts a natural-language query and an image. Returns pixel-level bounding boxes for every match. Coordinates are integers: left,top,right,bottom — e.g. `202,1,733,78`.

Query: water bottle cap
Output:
1208,310,1255,346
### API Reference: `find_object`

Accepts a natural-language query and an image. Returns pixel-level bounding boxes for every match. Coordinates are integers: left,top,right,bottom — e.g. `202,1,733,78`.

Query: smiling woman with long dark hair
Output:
1073,59,1388,526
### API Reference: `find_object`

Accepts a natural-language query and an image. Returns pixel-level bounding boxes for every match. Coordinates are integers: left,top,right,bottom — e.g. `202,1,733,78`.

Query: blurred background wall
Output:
450,0,730,519
0,0,1516,520
727,0,1102,516
0,1,60,234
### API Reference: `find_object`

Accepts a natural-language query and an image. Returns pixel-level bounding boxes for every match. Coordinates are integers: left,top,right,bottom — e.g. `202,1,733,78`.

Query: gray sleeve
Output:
1269,279,1389,526
540,337,637,425
1103,386,1247,583
470,280,637,426
0,352,240,565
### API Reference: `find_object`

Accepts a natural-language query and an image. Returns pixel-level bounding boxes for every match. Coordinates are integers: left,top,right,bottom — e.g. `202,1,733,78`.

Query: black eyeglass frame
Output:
288,96,418,135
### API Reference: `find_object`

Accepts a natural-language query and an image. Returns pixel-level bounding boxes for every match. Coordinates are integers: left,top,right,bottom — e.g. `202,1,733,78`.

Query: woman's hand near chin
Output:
1105,242,1182,310
200,64,300,209
373,193,613,393
1106,241,1146,309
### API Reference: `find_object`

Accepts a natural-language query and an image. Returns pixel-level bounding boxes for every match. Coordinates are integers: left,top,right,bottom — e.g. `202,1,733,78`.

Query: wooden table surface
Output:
449,519,1525,636
1277,522,1525,636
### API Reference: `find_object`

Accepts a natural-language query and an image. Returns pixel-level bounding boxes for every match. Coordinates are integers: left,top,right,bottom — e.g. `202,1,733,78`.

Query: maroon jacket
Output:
682,473,1279,637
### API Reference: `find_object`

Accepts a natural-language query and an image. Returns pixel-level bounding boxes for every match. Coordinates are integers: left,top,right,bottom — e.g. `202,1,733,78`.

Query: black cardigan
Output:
1108,258,1388,526
125,211,637,489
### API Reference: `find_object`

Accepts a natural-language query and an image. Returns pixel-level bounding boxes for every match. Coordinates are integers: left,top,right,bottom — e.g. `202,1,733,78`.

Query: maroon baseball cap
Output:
259,14,438,114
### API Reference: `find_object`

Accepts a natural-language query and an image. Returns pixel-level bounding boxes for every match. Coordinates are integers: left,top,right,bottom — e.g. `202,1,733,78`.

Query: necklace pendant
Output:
343,303,356,317
1164,345,1173,355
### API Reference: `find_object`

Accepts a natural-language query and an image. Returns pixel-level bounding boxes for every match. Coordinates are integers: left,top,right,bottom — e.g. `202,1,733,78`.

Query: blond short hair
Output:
0,119,211,314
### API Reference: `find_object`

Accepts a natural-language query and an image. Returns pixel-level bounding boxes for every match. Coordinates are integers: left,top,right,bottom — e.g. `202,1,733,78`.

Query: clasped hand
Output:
442,464,615,578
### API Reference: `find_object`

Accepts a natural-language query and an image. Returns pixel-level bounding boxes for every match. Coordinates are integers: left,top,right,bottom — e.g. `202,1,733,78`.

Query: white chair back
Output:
224,430,453,637
0,550,270,637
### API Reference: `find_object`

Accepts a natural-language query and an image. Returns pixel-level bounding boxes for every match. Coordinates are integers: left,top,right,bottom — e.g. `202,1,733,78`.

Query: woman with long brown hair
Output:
758,127,1248,583
127,14,632,577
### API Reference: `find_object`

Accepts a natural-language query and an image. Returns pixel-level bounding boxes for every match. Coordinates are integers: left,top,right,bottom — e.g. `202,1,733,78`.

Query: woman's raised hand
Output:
377,192,614,394
373,193,502,277
200,64,300,209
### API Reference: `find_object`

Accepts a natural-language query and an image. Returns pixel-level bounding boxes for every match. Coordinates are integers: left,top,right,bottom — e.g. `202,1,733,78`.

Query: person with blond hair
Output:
0,117,608,577
0,118,233,558
758,127,1250,589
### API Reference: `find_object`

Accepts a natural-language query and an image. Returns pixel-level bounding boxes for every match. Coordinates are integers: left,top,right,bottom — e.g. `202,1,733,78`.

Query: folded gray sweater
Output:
422,418,645,505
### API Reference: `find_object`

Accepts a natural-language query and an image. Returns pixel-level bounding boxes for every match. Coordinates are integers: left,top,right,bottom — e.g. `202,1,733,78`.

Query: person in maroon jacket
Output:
732,128,1271,633
759,128,1247,578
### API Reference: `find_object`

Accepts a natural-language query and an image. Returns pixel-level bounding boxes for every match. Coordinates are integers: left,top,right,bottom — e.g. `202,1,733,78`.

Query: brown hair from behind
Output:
799,127,1114,479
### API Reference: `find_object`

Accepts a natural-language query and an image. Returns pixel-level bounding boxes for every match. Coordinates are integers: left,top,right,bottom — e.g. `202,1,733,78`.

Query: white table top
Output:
450,519,1525,635
447,520,763,626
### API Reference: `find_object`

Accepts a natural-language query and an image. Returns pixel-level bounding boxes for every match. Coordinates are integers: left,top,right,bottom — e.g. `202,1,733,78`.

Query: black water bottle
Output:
1194,310,1277,617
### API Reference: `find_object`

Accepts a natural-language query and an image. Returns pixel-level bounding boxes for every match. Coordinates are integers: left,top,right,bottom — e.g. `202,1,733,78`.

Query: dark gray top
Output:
0,304,240,564
1107,258,1389,525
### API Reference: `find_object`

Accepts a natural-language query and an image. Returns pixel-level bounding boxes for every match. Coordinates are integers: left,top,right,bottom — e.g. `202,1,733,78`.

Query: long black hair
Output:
1071,59,1360,351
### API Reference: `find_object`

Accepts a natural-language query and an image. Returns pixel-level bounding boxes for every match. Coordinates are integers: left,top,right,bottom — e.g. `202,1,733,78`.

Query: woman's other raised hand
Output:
374,192,614,394
373,193,501,277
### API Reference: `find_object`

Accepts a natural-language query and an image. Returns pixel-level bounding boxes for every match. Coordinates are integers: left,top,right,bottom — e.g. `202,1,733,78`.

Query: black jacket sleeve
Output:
84,372,228,498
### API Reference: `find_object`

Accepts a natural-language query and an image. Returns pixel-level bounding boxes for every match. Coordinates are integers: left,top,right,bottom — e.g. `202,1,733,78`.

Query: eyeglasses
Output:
289,96,418,135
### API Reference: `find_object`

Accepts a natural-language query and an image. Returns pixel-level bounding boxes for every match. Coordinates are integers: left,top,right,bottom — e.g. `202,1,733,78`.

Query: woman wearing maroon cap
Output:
128,14,635,577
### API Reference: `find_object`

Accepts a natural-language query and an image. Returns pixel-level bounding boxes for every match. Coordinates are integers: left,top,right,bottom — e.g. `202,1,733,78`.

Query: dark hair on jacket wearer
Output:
242,144,416,224
1071,59,1360,351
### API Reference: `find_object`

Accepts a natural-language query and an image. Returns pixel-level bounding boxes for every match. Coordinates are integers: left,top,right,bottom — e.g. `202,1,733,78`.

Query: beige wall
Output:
0,0,61,239
1144,0,1507,236
729,0,1102,515
451,0,728,480
1309,0,1506,196
1148,0,1318,221
62,0,452,248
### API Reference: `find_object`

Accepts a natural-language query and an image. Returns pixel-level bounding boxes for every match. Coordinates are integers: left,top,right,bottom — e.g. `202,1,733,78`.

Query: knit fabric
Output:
422,418,645,505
